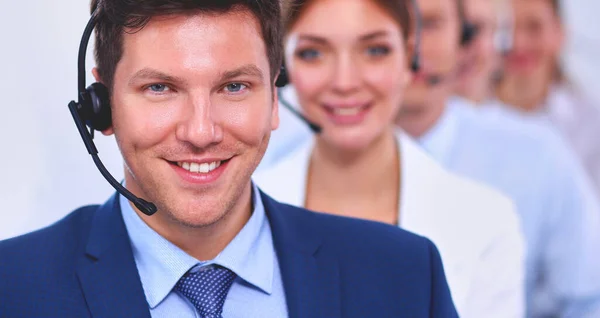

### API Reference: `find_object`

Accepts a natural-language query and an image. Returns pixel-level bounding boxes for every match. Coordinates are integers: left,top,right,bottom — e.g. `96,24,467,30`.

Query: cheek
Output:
112,93,178,150
363,62,406,119
289,64,331,110
541,34,561,57
424,35,459,71
364,62,406,97
480,38,496,58
214,96,273,146
476,40,497,69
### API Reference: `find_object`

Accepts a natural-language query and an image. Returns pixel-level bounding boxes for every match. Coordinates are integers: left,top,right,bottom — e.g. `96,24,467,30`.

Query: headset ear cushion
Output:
86,82,112,131
275,66,289,88
461,23,479,47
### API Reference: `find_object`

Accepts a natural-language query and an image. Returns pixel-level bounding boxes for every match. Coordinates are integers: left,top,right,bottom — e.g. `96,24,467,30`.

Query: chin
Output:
166,199,229,228
325,130,380,153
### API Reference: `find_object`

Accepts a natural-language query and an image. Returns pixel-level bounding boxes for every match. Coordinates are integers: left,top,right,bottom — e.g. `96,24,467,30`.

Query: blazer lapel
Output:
76,194,151,318
261,192,341,318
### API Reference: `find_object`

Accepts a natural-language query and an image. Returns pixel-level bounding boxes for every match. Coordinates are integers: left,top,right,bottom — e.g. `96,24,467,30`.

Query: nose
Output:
175,94,224,148
330,52,361,94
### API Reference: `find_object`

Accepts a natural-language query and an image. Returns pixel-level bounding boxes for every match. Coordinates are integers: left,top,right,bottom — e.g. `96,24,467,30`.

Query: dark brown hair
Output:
549,0,561,19
281,0,413,41
548,0,565,81
91,0,283,90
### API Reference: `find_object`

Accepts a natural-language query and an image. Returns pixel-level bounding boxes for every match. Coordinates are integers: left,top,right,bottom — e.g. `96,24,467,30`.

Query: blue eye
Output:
366,46,390,57
297,49,321,61
148,83,169,92
224,83,247,93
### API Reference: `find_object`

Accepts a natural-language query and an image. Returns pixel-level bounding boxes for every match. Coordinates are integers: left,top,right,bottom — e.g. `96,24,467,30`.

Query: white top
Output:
423,96,600,317
488,85,600,198
538,86,600,197
253,131,526,318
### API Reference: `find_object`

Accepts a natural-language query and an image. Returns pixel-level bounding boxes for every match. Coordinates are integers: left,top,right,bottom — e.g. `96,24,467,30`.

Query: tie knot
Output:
175,265,237,318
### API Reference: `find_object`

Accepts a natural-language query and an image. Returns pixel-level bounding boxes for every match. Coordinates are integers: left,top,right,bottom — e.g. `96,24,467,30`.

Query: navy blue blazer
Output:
0,191,458,317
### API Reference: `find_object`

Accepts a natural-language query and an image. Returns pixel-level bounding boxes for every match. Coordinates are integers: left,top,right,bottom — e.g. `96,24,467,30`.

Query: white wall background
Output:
0,1,123,240
0,0,599,240
563,0,600,103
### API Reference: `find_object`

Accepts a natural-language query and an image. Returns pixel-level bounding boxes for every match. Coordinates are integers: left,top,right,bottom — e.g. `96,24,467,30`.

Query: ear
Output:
271,84,280,131
92,67,102,83
91,67,115,136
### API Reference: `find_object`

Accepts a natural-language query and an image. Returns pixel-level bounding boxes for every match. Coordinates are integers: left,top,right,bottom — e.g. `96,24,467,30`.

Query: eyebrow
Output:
128,68,185,86
219,64,264,83
297,34,328,44
358,31,389,41
297,30,391,44
128,65,264,86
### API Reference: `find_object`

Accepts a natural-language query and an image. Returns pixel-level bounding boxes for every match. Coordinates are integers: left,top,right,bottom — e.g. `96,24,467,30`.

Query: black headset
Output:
458,0,479,46
68,7,157,216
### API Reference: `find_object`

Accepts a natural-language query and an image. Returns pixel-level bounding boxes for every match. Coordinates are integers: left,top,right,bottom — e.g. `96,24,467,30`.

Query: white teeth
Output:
333,107,361,116
199,163,209,173
178,161,222,174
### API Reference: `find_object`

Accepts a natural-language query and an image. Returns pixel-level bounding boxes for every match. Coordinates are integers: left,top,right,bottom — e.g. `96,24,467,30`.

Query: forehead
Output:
418,0,458,16
116,9,269,80
465,0,496,20
512,0,554,18
290,0,403,40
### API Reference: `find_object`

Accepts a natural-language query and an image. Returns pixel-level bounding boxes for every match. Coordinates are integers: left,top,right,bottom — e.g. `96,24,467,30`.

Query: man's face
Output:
107,10,278,227
401,0,461,111
454,0,499,100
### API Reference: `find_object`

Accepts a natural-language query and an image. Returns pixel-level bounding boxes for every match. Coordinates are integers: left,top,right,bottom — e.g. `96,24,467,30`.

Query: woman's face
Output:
285,0,410,152
504,0,563,77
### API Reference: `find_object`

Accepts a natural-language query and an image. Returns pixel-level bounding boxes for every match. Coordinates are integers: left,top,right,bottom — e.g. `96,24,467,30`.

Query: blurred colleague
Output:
0,0,460,317
453,0,508,103
396,0,600,316
495,0,600,195
254,0,525,316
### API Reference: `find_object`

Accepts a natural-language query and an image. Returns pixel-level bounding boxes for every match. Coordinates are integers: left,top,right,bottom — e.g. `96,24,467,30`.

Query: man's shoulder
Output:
0,204,99,268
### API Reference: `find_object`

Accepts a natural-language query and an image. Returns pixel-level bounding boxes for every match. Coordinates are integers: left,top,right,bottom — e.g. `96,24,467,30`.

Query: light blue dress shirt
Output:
419,97,600,318
120,184,288,318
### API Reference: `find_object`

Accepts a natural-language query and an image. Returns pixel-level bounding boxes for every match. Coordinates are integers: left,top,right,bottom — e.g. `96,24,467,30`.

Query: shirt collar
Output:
120,183,274,309
418,96,466,165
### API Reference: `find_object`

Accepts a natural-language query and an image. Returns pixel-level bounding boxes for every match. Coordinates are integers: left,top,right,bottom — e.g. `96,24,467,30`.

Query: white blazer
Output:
254,131,526,318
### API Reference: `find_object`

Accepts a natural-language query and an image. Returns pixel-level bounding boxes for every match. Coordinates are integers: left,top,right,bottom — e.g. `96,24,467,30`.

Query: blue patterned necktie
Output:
175,265,237,318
